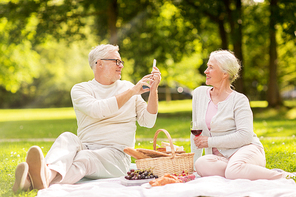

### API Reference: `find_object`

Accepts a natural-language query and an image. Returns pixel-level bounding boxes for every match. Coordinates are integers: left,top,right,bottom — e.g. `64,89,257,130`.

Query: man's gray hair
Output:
88,44,119,71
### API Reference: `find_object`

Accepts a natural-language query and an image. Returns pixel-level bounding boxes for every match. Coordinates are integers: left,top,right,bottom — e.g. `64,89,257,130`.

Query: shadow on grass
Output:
252,106,295,120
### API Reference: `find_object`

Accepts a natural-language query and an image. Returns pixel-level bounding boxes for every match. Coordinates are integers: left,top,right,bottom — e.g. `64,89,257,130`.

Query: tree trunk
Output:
218,20,228,50
165,84,171,102
107,0,118,45
232,0,244,93
224,0,244,93
267,0,283,107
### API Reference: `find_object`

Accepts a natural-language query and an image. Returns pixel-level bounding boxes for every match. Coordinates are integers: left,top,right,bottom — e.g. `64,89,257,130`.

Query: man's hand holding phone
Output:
150,59,161,91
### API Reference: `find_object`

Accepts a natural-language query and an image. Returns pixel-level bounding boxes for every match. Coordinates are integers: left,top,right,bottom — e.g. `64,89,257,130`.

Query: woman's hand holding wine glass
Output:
191,121,209,148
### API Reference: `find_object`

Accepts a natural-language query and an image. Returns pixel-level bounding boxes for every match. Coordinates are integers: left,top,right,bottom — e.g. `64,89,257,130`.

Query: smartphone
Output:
153,59,157,68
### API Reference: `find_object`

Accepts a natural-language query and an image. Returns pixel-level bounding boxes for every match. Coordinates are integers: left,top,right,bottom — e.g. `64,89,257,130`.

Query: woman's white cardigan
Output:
191,86,263,160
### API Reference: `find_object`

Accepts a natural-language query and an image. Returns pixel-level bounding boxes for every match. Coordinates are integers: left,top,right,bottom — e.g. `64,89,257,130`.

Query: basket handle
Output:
153,129,176,157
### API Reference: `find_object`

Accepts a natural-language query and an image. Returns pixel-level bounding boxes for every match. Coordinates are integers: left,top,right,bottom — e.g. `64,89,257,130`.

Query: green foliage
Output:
0,18,40,93
118,1,205,88
0,38,95,108
277,27,296,92
277,0,296,41
243,2,269,100
0,0,296,109
29,39,94,108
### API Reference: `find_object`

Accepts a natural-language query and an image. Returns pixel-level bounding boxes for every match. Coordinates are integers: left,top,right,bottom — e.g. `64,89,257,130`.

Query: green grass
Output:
0,119,77,139
263,138,296,171
0,108,76,122
0,142,52,197
1,99,296,196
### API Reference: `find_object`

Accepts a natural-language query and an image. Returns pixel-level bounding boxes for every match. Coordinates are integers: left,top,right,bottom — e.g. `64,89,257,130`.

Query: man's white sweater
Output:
71,79,157,150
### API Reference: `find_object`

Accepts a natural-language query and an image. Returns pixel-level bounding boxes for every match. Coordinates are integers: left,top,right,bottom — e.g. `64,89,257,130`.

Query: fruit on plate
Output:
148,171,196,187
149,173,182,186
172,170,195,183
125,169,158,180
176,174,195,183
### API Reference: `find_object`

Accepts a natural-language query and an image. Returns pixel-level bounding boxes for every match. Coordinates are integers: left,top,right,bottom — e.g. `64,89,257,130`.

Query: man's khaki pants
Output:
45,132,130,184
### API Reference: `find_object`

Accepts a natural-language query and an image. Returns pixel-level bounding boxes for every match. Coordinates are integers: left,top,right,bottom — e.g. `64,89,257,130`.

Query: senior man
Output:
13,44,161,193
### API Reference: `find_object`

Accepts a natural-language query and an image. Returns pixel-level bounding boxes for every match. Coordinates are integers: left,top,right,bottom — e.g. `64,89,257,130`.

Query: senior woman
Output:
191,50,295,180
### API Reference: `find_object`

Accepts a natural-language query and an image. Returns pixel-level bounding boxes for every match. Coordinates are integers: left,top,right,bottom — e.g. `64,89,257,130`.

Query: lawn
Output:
0,99,296,197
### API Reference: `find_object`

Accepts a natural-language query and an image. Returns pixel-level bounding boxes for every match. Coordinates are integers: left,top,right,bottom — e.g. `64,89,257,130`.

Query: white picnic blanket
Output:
37,176,296,197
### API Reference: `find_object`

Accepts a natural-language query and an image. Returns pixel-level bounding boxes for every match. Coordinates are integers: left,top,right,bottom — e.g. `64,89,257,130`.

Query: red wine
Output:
191,129,202,136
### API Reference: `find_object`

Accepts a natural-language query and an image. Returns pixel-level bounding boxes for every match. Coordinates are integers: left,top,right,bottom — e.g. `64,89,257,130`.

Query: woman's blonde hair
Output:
209,50,241,84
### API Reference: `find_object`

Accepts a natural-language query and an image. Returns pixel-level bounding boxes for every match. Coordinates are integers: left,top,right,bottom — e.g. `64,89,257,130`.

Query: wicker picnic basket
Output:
136,129,194,177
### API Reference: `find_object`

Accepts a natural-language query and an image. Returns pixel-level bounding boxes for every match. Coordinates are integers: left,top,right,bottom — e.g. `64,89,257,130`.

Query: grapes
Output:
125,168,158,180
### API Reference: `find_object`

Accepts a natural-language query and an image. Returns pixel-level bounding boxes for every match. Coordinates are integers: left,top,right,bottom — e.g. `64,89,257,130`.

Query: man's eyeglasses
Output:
99,59,124,66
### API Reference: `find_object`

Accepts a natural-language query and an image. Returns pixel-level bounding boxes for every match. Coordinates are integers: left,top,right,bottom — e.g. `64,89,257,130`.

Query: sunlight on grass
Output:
0,100,293,122
0,100,296,140
285,100,296,108
287,108,296,119
0,100,193,122
158,100,271,113
254,120,296,137
0,108,76,122
158,99,192,113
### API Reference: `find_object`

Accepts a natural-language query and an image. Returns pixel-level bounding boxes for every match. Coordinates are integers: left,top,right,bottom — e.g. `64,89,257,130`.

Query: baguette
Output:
156,148,166,152
123,147,151,159
166,151,186,154
136,148,170,158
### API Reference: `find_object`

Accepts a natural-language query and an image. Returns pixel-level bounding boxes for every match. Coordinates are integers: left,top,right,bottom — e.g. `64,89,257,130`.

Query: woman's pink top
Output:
205,88,233,156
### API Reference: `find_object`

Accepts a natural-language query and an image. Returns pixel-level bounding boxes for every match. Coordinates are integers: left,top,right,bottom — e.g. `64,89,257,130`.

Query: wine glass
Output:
190,121,202,136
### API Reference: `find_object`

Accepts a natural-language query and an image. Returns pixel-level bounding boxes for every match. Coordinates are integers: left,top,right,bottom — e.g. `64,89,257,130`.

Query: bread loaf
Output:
123,147,151,159
136,148,170,158
156,148,166,152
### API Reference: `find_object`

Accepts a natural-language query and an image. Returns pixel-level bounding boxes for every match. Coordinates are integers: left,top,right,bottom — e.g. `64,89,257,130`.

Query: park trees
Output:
266,0,296,107
173,0,244,93
0,0,204,106
174,0,296,107
0,0,295,108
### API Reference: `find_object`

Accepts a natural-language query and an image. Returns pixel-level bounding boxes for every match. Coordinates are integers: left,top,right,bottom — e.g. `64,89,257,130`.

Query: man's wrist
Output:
129,87,137,96
149,88,158,94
